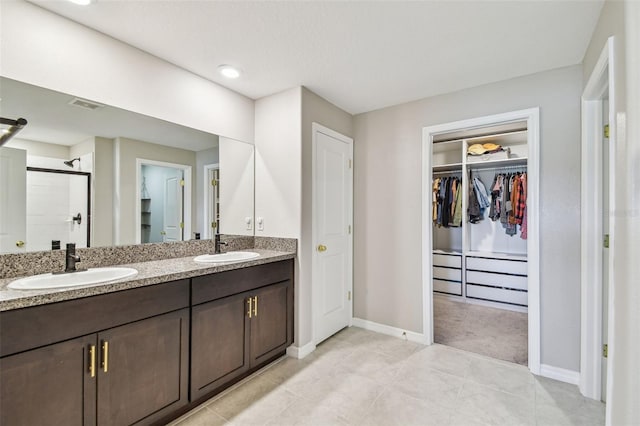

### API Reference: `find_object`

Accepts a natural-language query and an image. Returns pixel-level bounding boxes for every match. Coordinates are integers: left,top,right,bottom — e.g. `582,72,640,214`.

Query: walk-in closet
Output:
427,114,538,366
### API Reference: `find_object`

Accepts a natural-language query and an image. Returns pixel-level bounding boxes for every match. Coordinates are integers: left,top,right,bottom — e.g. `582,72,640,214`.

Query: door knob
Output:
160,231,167,236
15,240,25,248
317,244,327,252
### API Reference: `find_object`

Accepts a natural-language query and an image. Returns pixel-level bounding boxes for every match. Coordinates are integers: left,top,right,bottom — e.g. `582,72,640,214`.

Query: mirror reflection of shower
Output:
64,157,80,168
0,146,92,253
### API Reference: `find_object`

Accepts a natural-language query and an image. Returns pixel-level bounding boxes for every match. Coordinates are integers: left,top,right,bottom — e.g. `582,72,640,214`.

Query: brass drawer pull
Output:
101,341,109,373
253,296,258,317
89,345,96,378
247,298,252,318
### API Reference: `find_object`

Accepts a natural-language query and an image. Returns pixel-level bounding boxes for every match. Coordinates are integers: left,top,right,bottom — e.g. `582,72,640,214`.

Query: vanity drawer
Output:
192,259,293,305
0,279,189,357
433,253,462,268
466,284,528,306
433,266,461,282
466,256,527,275
466,270,527,291
433,279,462,296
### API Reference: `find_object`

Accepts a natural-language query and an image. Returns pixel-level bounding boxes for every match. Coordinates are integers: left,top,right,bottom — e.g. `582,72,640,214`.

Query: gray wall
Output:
353,65,583,371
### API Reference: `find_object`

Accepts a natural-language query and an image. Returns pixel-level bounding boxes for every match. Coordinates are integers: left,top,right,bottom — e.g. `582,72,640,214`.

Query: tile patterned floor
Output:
171,327,604,426
434,296,529,365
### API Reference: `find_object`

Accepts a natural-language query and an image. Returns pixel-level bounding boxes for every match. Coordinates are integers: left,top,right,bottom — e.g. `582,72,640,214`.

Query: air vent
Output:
68,97,104,111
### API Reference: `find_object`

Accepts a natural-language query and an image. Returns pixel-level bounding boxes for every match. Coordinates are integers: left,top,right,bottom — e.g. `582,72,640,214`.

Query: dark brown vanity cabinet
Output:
0,280,190,426
0,335,97,426
0,259,295,424
190,260,294,400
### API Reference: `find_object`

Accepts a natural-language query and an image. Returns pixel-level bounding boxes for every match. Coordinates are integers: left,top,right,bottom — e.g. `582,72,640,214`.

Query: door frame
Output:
421,107,541,374
311,122,354,345
135,158,192,244
580,36,616,402
203,163,219,239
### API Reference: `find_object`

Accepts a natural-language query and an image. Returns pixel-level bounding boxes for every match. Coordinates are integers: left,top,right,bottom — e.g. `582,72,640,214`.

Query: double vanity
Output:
0,238,295,425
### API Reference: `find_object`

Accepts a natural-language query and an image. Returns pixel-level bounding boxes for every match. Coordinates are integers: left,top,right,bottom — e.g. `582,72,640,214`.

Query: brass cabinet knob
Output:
160,231,167,236
317,244,327,252
15,240,25,248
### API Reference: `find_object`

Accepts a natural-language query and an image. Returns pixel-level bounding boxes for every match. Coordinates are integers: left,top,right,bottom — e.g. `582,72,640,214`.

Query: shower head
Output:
64,158,80,168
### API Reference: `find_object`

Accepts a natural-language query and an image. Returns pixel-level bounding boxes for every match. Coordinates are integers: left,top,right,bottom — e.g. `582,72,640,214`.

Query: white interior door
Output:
163,170,183,242
0,147,27,253
313,124,353,344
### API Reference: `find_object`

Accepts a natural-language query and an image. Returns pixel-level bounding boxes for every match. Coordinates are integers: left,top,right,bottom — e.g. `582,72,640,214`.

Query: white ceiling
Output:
31,0,603,115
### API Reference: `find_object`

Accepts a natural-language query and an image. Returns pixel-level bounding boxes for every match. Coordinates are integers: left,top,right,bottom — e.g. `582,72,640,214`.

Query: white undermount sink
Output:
8,267,138,290
194,251,260,263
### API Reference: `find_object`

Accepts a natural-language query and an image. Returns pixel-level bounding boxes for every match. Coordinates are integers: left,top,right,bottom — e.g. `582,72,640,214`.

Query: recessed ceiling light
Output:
218,65,241,79
67,0,93,5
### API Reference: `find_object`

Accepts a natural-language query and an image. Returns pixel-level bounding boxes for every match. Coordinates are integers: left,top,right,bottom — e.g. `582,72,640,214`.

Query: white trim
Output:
202,163,219,239
540,364,580,386
135,158,192,243
580,36,615,402
422,108,541,375
286,342,316,359
311,122,354,345
352,318,429,345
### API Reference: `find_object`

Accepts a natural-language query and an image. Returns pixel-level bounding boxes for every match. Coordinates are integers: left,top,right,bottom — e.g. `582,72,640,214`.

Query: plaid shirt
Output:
513,173,527,224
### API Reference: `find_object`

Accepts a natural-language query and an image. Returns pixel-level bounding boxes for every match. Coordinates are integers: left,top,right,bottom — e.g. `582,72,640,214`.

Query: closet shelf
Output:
433,163,463,172
466,157,527,170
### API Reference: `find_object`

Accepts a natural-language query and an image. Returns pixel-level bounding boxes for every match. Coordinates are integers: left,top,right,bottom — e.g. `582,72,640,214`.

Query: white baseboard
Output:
540,364,580,385
286,341,316,359
351,317,429,345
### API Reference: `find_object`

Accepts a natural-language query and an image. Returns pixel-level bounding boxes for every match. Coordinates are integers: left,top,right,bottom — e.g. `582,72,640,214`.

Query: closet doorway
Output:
135,159,192,244
422,108,540,374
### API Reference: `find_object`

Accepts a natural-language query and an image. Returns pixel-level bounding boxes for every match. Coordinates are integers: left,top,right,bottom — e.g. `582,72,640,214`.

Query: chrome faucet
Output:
214,233,228,254
65,243,82,272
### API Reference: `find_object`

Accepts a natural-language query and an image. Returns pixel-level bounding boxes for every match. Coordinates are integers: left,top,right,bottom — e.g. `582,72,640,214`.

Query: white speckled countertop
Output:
0,249,295,311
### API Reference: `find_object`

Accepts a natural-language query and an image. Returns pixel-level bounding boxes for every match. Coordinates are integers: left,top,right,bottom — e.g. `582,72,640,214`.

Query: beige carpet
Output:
434,296,528,365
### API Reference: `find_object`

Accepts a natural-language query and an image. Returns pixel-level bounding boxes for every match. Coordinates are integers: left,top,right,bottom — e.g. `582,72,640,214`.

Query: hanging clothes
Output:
452,181,463,227
432,175,462,228
468,172,490,224
483,169,527,237
473,177,490,210
432,178,440,225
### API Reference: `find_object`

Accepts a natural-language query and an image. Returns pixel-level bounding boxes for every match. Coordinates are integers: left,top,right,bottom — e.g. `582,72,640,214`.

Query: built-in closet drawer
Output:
466,270,528,291
466,256,527,276
433,279,462,296
466,284,527,306
433,266,461,282
433,253,462,269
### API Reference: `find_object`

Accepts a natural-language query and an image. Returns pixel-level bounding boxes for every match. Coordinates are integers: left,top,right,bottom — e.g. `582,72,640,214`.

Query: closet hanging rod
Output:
433,170,463,176
469,165,527,172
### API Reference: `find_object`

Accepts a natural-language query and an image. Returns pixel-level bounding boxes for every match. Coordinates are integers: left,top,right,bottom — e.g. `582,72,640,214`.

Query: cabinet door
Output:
96,308,189,426
0,335,96,426
191,292,250,400
249,280,293,367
